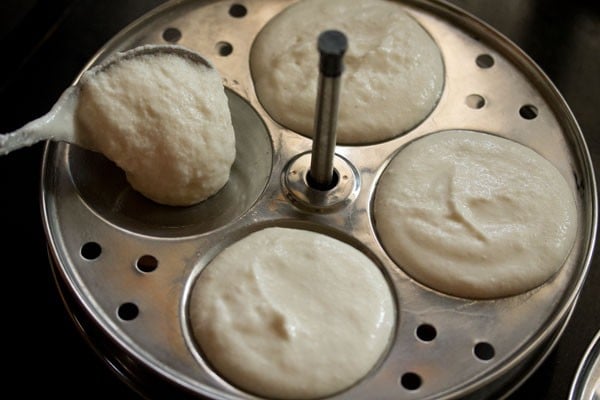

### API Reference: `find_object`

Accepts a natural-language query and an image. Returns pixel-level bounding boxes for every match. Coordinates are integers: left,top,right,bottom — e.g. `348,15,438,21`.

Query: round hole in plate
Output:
416,324,437,342
229,4,247,18
466,94,485,109
118,302,139,321
305,168,340,191
476,54,494,68
401,372,422,390
81,242,102,260
136,255,158,273
519,104,538,120
162,27,182,43
216,41,233,56
474,341,495,361
68,89,273,238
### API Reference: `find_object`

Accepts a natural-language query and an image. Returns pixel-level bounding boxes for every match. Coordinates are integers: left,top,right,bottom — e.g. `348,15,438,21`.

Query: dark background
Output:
0,0,598,398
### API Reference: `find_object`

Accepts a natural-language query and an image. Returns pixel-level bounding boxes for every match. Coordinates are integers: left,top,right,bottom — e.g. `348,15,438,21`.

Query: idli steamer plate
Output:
41,0,597,399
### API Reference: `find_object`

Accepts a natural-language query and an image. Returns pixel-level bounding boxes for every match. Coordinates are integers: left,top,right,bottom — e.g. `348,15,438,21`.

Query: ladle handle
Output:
309,30,348,190
0,86,78,156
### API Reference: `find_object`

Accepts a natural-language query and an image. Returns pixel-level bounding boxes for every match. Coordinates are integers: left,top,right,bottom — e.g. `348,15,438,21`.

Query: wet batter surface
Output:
76,46,235,206
374,130,578,299
250,0,444,144
189,227,395,399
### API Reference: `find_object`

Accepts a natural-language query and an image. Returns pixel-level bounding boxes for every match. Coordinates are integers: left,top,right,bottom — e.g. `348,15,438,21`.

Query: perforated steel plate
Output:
42,0,597,399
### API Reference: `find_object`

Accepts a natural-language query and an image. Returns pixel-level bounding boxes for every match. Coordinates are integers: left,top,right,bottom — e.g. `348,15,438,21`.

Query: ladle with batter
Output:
0,44,237,206
0,44,213,156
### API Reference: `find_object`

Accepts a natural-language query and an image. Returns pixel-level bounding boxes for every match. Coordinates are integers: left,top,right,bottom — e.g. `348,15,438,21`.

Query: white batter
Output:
76,47,235,206
189,227,395,399
250,0,444,144
374,130,578,299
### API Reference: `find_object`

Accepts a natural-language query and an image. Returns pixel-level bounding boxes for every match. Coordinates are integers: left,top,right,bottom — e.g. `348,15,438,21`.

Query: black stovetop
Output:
0,1,598,399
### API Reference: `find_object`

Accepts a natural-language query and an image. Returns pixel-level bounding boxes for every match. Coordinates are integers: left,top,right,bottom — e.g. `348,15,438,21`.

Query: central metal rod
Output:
309,30,348,190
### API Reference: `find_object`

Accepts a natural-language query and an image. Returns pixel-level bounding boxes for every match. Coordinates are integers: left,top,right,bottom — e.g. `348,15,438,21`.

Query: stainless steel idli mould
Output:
41,0,597,398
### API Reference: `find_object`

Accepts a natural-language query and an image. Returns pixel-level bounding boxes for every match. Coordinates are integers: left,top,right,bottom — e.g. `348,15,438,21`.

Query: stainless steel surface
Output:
570,329,600,400
309,30,347,189
309,70,342,189
283,152,360,212
40,0,597,399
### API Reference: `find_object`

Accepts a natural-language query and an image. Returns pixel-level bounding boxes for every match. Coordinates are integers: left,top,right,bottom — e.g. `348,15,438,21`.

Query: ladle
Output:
0,44,212,156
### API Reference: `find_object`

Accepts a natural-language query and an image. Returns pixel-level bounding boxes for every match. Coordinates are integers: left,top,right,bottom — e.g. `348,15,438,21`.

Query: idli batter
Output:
250,0,444,144
374,130,578,299
76,46,235,206
188,227,395,399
